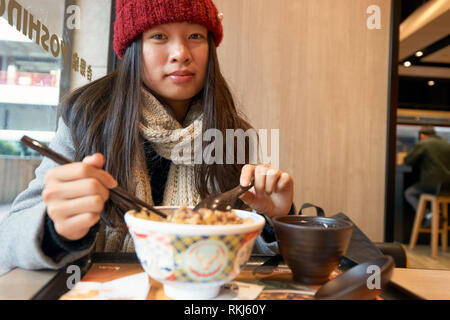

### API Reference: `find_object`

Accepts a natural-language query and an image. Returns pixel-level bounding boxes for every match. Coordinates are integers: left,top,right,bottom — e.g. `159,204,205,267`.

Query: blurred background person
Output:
403,126,450,228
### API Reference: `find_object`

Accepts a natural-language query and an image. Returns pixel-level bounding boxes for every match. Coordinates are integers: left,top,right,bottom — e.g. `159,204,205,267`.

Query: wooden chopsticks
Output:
20,135,167,228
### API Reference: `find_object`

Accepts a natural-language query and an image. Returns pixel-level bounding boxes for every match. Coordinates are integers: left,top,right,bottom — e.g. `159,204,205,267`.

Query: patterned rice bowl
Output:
124,206,265,300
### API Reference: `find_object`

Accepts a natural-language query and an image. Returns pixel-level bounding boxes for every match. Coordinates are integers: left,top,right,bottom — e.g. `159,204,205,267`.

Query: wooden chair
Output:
409,190,450,259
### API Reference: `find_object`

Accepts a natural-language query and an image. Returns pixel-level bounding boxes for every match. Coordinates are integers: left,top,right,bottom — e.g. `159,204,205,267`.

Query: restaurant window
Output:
0,0,113,215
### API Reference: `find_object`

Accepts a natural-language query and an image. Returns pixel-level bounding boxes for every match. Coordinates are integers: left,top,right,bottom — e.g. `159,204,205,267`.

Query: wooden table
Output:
390,268,450,300
1,262,449,300
0,268,56,300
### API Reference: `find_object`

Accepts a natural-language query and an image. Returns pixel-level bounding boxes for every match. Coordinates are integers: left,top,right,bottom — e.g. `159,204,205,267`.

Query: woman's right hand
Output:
42,153,118,241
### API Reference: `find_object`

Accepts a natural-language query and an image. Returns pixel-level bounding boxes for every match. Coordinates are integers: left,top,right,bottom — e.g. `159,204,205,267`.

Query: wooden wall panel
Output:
214,0,393,241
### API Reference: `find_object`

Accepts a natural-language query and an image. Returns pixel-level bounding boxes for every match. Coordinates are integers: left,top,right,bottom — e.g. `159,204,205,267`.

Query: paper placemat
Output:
60,272,150,300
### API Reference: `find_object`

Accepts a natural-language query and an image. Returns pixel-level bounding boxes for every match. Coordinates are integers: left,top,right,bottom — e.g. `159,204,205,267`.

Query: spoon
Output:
20,135,168,227
313,255,395,300
193,179,254,212
268,255,394,299
253,254,284,274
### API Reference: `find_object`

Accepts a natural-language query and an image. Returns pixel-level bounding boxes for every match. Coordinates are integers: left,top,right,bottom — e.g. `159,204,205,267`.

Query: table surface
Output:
0,268,56,300
1,265,450,300
61,262,326,300
390,268,450,300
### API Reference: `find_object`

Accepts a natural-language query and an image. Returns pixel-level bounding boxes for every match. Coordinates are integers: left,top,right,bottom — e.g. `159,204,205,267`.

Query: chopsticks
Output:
20,135,168,228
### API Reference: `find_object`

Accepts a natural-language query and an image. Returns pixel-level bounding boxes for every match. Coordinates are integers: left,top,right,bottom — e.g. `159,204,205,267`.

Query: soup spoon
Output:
193,179,254,212
313,255,394,300
284,255,394,300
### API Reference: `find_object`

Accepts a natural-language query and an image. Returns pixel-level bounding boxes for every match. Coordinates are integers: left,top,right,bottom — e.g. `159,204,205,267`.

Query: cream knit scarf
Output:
95,88,203,252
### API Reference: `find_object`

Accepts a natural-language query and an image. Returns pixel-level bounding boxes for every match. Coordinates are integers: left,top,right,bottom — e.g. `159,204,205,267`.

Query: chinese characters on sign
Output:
72,53,92,81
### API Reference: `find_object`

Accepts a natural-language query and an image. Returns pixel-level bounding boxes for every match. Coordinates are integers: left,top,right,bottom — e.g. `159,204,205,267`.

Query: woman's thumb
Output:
82,153,105,169
239,188,256,207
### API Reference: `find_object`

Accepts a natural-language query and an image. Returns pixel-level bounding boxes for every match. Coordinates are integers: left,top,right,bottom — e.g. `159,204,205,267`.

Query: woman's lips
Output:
167,71,194,84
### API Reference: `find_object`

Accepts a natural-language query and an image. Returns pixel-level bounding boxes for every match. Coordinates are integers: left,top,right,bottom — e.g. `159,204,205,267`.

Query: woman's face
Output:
142,23,209,105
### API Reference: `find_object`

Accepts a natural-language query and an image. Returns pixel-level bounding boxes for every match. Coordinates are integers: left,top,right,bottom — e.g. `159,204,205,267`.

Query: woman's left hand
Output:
239,164,294,217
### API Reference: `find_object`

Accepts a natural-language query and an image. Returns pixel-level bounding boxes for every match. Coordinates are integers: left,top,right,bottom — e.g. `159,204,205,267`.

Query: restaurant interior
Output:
0,0,449,300
393,0,450,270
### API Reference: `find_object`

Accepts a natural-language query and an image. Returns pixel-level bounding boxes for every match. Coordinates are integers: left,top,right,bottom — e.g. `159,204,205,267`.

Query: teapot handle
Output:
298,203,325,217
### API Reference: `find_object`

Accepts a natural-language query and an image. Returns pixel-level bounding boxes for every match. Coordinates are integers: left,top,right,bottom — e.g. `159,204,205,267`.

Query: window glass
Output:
0,0,112,210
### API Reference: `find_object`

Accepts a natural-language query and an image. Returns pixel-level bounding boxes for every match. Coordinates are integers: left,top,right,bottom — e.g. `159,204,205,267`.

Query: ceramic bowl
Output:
272,215,353,285
124,206,265,300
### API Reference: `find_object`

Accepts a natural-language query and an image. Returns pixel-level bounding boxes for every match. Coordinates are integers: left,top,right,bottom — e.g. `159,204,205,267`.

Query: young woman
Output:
0,0,294,270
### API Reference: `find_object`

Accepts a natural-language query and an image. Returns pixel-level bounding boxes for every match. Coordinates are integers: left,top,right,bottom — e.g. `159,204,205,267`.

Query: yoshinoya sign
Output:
1,0,92,81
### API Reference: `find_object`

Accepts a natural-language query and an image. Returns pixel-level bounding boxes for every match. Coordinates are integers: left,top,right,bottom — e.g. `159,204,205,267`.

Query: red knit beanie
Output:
114,0,224,59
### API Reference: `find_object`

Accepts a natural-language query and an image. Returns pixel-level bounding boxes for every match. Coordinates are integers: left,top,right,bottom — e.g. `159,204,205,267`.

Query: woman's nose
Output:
169,42,192,64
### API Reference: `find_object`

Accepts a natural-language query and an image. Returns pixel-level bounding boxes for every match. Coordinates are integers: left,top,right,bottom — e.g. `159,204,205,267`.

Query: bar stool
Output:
409,186,450,259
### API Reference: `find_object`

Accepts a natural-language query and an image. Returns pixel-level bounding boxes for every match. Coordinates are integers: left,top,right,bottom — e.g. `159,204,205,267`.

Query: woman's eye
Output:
190,33,205,40
151,33,167,40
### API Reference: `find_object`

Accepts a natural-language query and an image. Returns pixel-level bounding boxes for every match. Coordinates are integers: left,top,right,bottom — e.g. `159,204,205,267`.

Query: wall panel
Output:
215,0,394,241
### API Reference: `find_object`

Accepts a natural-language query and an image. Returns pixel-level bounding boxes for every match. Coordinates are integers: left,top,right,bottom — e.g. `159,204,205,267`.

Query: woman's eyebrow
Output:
188,24,208,31
148,24,207,34
186,27,208,36
149,26,167,33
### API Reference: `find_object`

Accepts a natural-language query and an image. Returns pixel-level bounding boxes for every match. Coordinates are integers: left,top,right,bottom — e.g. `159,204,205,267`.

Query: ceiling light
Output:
415,51,423,57
428,80,435,86
403,61,412,67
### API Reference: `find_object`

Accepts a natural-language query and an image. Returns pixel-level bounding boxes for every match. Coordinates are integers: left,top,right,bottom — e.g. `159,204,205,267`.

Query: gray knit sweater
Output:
0,118,281,271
